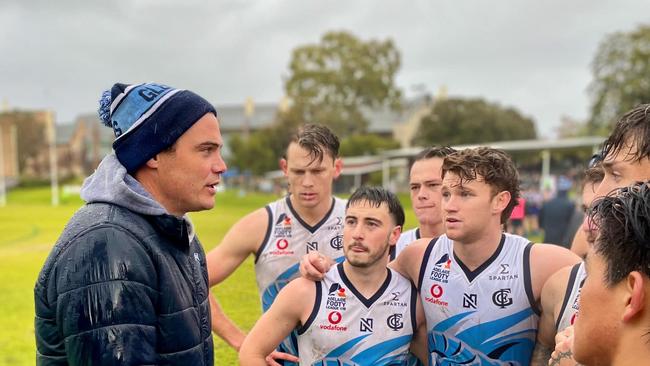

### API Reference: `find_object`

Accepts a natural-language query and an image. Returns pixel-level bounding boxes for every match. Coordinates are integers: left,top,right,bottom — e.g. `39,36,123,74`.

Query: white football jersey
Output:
556,262,585,332
255,195,347,361
297,263,417,365
419,234,539,365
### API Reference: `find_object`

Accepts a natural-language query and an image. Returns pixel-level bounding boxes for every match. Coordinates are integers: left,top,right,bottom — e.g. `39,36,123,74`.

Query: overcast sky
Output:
1,0,648,138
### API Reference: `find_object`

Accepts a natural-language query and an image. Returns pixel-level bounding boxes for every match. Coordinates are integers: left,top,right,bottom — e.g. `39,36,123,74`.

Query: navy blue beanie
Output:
97,82,217,174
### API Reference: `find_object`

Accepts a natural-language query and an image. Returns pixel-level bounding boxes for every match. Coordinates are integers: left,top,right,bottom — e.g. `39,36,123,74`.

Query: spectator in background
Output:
523,186,542,236
539,176,575,247
508,196,526,236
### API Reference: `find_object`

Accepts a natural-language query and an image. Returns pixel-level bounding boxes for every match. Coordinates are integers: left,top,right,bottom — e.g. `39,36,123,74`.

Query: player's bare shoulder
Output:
390,237,433,286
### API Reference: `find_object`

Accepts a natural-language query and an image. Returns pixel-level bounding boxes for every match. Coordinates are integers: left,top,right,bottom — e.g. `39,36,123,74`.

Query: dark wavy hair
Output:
590,181,650,285
347,186,405,228
442,147,520,224
601,104,650,163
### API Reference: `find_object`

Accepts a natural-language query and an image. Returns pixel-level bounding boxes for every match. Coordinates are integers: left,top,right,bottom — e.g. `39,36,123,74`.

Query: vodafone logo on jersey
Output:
424,284,448,307
320,311,347,332
269,239,294,256
328,311,342,324
430,284,443,298
276,239,289,250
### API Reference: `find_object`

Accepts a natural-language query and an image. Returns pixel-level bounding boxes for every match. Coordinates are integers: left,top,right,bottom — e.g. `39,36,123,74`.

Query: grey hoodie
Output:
80,153,194,238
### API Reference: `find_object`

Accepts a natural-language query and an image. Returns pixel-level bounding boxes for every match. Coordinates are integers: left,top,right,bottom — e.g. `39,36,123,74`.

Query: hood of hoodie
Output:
80,153,195,240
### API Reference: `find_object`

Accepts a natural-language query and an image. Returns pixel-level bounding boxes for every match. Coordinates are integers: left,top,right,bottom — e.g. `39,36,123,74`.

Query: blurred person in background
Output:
538,176,575,247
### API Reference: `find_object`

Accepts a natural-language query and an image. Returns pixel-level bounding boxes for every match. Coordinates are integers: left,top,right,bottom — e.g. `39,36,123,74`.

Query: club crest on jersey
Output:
488,263,519,281
273,213,292,238
424,284,448,307
326,283,347,310
269,239,294,256
429,253,451,283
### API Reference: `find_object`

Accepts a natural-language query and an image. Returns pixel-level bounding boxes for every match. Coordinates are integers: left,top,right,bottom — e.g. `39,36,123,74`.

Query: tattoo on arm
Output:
530,343,552,366
548,350,581,366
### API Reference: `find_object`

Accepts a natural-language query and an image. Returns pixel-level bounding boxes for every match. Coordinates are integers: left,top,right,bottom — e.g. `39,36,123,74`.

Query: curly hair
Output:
347,186,405,227
590,181,650,285
442,147,520,224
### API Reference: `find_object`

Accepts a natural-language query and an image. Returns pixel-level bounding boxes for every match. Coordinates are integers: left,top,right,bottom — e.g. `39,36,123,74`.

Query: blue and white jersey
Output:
556,262,585,332
391,228,421,260
255,195,346,361
418,234,539,365
297,263,417,366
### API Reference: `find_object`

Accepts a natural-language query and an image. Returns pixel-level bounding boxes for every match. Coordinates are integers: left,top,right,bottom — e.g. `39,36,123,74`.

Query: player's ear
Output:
280,158,288,176
333,157,343,179
145,154,160,169
388,225,402,247
493,191,511,215
622,271,646,322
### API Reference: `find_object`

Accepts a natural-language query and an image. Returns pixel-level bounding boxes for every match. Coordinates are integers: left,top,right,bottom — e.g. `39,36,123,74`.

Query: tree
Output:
284,31,402,136
413,98,536,146
339,134,400,156
589,25,650,132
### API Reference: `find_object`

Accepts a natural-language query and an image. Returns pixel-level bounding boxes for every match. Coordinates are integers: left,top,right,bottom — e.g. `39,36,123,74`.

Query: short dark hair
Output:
413,146,457,162
590,181,650,285
442,147,520,224
286,124,340,164
347,186,405,228
601,104,650,163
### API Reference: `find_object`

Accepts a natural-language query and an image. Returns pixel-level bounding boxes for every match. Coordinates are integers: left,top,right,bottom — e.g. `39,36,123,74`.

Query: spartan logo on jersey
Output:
273,213,292,238
380,291,407,307
269,238,295,256
424,284,448,307
492,288,514,309
489,263,519,281
326,283,347,311
330,235,343,250
571,289,581,311
429,253,451,283
319,311,347,332
325,216,344,231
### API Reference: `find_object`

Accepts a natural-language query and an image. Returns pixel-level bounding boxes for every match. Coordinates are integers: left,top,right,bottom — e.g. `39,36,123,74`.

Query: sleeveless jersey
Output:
297,262,417,366
255,195,347,362
556,262,585,332
391,228,421,260
419,234,539,365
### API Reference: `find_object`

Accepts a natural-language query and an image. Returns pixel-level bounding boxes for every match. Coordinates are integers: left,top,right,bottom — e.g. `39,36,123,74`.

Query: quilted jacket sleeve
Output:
35,225,160,366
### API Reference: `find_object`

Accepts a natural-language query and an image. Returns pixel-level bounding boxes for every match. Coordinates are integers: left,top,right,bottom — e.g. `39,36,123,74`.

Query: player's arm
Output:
409,295,428,364
205,208,268,350
530,265,572,366
239,278,315,366
389,238,429,287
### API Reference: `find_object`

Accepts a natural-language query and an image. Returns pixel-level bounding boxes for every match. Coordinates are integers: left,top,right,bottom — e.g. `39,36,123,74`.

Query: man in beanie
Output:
34,82,226,365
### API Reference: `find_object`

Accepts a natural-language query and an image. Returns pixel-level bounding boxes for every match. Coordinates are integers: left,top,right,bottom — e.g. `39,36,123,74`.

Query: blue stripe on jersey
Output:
350,334,412,365
429,308,536,365
325,334,370,358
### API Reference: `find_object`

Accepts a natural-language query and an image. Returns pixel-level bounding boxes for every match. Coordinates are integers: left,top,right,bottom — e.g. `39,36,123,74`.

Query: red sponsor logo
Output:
570,312,578,325
430,284,443,298
276,239,289,250
425,284,448,307
328,311,342,324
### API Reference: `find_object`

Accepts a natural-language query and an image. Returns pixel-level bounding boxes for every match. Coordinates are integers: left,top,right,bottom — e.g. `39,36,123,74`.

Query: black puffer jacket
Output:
34,155,213,365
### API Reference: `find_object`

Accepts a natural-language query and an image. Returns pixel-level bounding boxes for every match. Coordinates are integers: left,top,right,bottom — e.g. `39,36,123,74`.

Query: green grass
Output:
0,186,417,365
